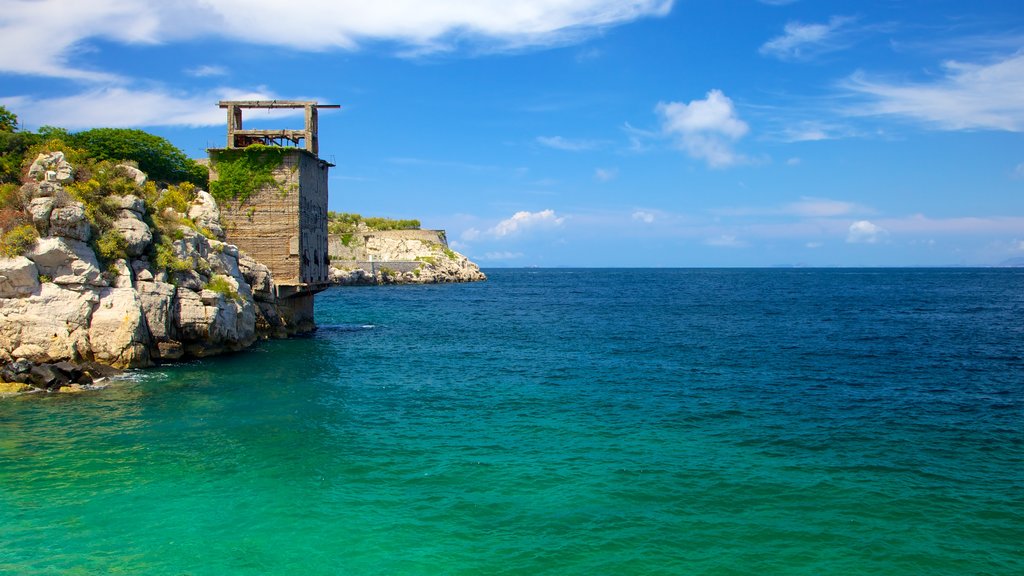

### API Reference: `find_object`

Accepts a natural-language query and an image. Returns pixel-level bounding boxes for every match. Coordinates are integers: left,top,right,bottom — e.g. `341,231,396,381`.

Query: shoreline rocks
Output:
0,152,296,379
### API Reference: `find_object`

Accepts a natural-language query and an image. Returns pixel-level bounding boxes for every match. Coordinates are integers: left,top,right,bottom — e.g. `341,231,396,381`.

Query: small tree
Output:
0,106,16,133
69,128,208,187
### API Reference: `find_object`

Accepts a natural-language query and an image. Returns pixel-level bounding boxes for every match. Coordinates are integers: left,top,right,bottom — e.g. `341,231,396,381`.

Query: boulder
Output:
88,288,150,368
28,197,54,235
238,253,274,301
29,363,70,389
0,358,33,384
113,194,146,215
175,288,210,341
49,203,90,241
112,215,152,257
137,281,176,342
110,259,133,289
187,190,225,240
0,282,97,364
115,165,147,186
0,256,40,298
28,152,73,183
26,237,105,287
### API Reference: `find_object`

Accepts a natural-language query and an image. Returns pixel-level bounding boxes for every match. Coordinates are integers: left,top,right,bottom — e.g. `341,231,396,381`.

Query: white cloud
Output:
846,220,888,244
490,209,565,238
595,167,618,181
843,51,1024,132
536,136,600,151
1013,162,1024,179
483,251,524,260
1,86,286,129
805,241,823,249
0,0,158,81
656,90,749,168
786,197,860,217
461,228,482,241
786,157,801,166
632,210,655,223
704,234,746,247
0,0,675,81
760,17,853,61
711,196,866,218
186,65,228,78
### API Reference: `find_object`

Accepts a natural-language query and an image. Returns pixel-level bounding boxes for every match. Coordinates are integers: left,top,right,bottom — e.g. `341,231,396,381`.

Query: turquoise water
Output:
1,269,1022,575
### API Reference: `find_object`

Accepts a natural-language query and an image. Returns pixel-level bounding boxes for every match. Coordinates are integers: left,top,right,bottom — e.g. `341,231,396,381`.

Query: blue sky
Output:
2,0,1023,267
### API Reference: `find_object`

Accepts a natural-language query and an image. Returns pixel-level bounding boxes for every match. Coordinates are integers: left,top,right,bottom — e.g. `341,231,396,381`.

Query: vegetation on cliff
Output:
208,144,291,205
327,212,421,246
0,107,207,189
0,106,212,271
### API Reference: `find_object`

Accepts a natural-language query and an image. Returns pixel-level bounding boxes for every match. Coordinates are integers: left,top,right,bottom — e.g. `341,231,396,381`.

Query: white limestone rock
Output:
28,197,54,235
137,281,176,342
28,152,73,183
26,237,105,287
88,287,150,368
49,202,90,241
0,282,97,365
188,190,225,240
113,194,146,216
110,259,133,289
112,215,152,257
238,252,274,302
115,165,147,186
0,257,40,298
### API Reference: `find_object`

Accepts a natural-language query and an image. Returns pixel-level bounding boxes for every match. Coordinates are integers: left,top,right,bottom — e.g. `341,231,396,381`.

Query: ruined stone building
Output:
208,100,339,331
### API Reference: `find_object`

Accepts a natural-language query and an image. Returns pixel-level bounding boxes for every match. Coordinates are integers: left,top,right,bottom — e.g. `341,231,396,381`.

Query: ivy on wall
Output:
208,144,290,205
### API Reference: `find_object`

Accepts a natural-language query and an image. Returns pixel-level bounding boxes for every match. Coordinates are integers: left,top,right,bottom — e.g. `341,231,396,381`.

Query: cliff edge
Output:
1,151,291,392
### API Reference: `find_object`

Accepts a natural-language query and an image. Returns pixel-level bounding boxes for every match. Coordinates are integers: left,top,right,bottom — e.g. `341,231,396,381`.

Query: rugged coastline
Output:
1,154,485,396
1,151,292,394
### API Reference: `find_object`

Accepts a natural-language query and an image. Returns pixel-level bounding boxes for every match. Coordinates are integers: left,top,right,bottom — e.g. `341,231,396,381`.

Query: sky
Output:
2,0,1023,267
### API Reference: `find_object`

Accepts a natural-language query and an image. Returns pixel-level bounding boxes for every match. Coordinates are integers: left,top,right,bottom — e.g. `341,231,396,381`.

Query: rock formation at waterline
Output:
328,228,485,285
0,152,290,381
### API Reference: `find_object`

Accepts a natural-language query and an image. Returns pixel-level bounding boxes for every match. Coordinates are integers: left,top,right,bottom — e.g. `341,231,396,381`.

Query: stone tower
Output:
208,100,339,332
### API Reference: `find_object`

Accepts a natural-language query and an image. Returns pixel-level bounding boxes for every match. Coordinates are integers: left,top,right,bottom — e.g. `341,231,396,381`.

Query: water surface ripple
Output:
1,269,1021,574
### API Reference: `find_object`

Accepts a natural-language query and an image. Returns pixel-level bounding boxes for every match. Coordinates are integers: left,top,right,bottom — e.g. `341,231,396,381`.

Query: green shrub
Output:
443,247,458,260
94,229,128,263
0,105,17,133
154,182,195,215
0,224,38,257
153,242,191,273
327,212,421,235
68,128,207,187
362,217,420,231
0,183,23,210
205,275,241,302
0,132,42,184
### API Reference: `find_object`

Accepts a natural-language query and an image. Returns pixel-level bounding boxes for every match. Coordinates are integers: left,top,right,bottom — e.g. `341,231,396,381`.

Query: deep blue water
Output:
1,269,1022,574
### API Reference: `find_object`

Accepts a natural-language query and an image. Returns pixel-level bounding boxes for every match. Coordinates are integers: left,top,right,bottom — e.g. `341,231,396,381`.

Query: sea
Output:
1,268,1021,575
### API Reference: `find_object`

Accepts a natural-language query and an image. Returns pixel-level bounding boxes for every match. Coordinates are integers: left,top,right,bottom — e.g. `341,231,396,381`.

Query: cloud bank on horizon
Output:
1,0,1022,267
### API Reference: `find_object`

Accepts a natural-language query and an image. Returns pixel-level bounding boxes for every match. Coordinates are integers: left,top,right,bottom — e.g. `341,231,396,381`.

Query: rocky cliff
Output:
0,151,290,391
328,228,485,285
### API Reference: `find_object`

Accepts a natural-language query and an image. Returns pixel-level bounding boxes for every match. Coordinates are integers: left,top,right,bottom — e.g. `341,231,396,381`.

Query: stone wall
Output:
215,149,330,288
328,229,448,261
